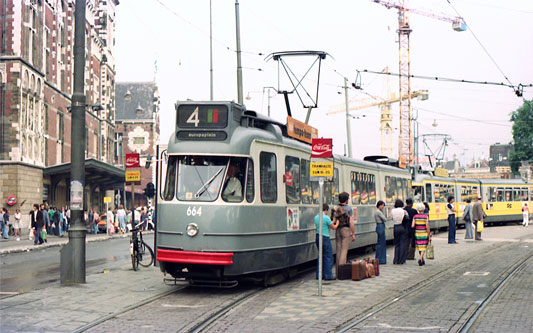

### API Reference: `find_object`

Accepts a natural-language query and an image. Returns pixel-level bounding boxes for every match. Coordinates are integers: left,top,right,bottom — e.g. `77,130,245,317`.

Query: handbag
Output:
40,228,47,241
426,241,434,260
477,220,484,232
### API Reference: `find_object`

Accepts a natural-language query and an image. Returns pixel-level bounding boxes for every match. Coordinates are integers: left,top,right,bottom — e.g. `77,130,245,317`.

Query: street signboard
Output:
310,162,333,177
311,138,332,158
125,153,140,168
103,197,112,203
125,170,141,182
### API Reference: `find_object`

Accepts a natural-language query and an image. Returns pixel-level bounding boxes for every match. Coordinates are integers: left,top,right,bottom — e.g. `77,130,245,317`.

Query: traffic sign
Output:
103,197,112,203
6,195,17,206
310,162,333,177
125,153,140,168
311,138,332,158
126,170,141,182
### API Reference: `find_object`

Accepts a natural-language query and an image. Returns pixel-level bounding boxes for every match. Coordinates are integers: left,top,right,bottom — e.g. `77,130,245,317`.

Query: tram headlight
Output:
186,223,199,237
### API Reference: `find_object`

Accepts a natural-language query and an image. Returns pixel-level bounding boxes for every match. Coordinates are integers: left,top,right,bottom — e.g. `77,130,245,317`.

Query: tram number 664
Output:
187,206,202,216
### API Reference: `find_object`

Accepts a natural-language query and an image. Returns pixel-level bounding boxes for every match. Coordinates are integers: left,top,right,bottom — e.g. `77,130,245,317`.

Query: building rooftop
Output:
115,82,158,120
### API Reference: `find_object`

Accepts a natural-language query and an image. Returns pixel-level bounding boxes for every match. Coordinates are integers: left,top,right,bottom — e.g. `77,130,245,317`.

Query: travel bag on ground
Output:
367,258,379,276
426,241,434,260
351,260,366,281
337,263,352,280
365,261,376,278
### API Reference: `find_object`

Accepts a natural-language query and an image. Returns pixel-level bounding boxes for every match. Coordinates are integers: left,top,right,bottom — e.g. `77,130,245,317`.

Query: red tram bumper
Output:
157,249,234,265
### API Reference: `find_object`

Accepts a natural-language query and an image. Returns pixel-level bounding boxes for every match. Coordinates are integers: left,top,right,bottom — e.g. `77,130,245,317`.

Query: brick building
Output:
0,0,123,220
115,82,160,208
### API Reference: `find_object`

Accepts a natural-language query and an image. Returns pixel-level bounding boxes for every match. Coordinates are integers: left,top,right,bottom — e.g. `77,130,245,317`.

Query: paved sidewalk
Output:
0,231,133,255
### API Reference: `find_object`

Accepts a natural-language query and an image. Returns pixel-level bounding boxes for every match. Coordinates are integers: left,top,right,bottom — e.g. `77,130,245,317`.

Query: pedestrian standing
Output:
35,205,45,245
413,203,431,266
446,196,457,244
374,200,387,265
14,209,22,241
106,208,114,235
43,205,50,238
472,197,484,241
333,192,355,276
88,209,94,230
117,205,126,234
463,199,474,239
404,198,418,260
315,203,339,280
29,205,38,241
2,208,10,239
391,199,408,264
522,203,530,227
92,210,100,234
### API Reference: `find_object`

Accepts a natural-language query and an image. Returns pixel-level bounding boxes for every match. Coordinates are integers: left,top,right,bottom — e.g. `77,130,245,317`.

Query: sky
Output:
114,0,533,166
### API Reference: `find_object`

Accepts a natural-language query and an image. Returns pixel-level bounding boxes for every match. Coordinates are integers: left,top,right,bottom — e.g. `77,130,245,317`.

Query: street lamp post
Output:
245,87,277,117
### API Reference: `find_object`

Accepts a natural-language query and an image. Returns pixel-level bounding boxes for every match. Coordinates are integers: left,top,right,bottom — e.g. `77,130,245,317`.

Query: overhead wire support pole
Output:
209,0,214,100
235,0,243,104
344,77,352,158
60,0,86,285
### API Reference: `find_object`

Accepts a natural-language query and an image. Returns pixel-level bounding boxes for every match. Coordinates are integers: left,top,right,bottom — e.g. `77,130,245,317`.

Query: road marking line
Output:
364,323,441,330
464,271,489,276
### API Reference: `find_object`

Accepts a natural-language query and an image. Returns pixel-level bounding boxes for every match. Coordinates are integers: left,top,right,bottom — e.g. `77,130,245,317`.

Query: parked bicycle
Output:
130,219,154,271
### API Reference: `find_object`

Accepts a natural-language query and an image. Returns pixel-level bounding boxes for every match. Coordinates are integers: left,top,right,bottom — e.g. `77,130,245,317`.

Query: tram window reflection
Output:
163,156,177,201
176,156,227,202
260,152,277,203
300,159,312,204
425,183,433,203
285,156,300,204
245,159,254,203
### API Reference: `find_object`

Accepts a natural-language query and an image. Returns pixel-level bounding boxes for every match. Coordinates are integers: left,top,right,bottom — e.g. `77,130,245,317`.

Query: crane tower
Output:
370,0,466,167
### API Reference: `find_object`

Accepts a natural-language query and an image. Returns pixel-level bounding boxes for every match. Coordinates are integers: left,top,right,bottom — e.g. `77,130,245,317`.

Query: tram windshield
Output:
163,155,247,202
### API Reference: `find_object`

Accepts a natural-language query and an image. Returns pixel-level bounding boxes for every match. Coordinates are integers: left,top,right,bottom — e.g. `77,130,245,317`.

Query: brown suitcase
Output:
351,260,366,281
366,262,376,278
337,263,352,280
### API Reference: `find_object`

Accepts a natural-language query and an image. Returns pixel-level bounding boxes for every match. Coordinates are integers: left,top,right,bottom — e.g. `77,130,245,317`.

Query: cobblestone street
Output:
1,224,532,332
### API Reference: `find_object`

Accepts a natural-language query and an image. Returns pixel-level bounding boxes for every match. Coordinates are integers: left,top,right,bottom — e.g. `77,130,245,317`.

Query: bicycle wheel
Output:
131,240,139,271
139,241,154,267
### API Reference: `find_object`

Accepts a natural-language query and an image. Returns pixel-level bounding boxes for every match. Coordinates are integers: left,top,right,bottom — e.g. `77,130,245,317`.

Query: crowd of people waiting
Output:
0,203,154,242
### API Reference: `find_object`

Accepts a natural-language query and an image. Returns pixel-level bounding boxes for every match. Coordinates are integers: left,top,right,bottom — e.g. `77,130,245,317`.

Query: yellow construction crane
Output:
327,82,428,157
370,0,466,167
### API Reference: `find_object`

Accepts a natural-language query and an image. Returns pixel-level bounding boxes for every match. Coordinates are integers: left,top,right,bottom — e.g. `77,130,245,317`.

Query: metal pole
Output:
344,77,352,158
267,88,271,117
209,0,214,100
318,178,324,296
60,0,86,285
235,0,243,104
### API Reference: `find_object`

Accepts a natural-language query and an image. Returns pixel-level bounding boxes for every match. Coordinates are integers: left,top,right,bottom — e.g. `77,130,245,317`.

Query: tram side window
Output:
425,183,433,203
413,186,423,202
351,172,360,205
360,173,369,205
487,187,496,201
245,159,254,203
496,188,504,202
163,156,177,201
520,188,528,201
260,152,277,203
402,179,408,201
323,168,339,205
385,176,394,204
513,188,521,202
396,178,404,201
473,186,480,200
285,156,300,204
369,174,376,205
505,188,512,201
300,159,312,204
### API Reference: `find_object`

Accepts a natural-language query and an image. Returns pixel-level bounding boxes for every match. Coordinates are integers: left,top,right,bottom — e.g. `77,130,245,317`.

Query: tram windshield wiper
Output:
195,167,224,198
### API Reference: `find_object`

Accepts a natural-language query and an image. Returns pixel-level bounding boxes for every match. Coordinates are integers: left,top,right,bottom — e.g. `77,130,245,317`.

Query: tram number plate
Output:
187,206,202,216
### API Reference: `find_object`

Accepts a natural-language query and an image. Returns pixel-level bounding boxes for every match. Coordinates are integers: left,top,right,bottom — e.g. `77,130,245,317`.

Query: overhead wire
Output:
445,0,525,96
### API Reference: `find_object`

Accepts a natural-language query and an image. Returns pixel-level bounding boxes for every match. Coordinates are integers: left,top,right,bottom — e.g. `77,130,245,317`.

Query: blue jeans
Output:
376,223,387,264
448,215,456,243
315,234,334,279
34,227,43,244
2,223,9,239
91,223,98,234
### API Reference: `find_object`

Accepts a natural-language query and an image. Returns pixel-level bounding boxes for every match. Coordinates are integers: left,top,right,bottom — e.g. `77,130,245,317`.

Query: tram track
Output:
335,240,533,332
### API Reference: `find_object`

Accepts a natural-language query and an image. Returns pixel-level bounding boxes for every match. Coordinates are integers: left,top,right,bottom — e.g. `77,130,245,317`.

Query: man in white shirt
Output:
222,164,242,202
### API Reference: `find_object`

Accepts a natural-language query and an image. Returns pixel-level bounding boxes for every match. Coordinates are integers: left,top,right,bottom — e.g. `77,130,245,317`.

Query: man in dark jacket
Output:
35,204,45,245
404,198,418,260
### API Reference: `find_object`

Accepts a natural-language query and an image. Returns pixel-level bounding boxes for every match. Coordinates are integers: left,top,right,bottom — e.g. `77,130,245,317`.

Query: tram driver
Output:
222,163,243,202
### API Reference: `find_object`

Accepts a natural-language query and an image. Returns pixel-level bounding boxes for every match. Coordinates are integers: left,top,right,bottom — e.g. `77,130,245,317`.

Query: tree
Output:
509,99,533,174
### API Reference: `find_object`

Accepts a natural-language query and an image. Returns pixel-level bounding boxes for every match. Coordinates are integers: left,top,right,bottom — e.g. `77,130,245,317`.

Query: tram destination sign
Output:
177,104,228,129
310,162,333,177
287,116,318,144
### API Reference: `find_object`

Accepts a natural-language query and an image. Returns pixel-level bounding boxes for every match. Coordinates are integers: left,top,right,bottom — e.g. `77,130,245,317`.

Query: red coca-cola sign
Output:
311,138,332,158
125,153,140,168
